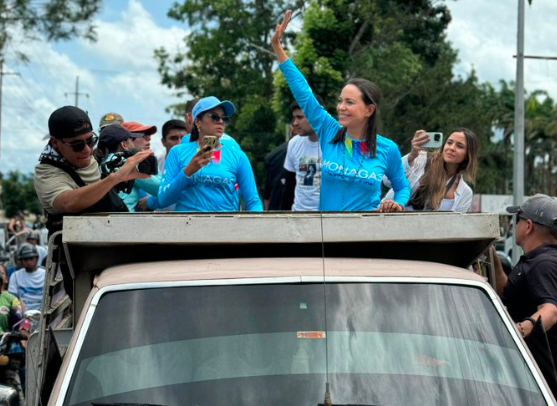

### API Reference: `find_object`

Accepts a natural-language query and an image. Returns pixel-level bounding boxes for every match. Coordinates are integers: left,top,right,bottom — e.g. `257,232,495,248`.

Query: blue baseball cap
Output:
192,96,236,121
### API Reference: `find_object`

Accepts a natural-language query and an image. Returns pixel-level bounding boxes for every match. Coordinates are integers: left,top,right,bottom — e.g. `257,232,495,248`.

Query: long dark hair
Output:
411,128,479,210
331,78,381,158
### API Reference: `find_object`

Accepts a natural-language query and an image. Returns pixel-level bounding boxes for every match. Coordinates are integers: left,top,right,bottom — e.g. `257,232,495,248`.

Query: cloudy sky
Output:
0,0,555,175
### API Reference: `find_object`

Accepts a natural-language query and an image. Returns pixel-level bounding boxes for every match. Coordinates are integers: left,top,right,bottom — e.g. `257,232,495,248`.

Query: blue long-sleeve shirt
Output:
279,58,410,211
158,137,263,211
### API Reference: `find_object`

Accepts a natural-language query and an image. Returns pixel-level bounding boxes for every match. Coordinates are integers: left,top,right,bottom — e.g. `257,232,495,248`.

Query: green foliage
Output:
156,0,307,187
0,0,101,57
1,171,41,218
158,0,557,198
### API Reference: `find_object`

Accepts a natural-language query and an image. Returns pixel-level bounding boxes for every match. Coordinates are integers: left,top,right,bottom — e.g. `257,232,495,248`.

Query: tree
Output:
1,171,41,218
273,0,515,195
155,0,307,186
0,0,102,59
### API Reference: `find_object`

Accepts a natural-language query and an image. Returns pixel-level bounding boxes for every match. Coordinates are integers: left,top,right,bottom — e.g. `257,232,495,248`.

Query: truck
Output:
5,211,557,405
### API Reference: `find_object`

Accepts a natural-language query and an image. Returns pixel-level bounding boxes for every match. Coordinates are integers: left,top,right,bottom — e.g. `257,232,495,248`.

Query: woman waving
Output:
271,10,410,211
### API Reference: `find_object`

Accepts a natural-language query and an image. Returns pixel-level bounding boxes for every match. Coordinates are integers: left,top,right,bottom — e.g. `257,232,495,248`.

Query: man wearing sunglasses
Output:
34,106,154,235
494,194,557,391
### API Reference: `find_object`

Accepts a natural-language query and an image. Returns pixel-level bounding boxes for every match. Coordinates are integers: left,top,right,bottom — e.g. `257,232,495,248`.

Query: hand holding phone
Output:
202,135,218,152
421,132,443,149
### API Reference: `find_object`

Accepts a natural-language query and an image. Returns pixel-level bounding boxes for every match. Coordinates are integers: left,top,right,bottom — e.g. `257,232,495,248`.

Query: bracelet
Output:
523,316,537,326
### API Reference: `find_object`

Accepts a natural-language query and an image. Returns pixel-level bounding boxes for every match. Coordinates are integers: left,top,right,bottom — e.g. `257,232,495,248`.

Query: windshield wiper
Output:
92,403,170,406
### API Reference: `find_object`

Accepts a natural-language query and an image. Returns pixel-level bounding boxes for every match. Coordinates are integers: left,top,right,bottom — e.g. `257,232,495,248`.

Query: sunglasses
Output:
204,113,230,125
61,134,98,152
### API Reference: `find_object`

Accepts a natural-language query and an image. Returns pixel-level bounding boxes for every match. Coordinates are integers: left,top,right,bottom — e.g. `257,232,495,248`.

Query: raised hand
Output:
408,129,429,164
118,150,154,181
271,10,292,63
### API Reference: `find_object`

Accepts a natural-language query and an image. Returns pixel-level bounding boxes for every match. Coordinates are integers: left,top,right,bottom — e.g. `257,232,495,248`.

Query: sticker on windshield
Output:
297,331,326,339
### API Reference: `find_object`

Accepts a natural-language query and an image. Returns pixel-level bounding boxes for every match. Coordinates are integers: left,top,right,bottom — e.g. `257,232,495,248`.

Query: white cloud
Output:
447,1,557,96
0,0,190,175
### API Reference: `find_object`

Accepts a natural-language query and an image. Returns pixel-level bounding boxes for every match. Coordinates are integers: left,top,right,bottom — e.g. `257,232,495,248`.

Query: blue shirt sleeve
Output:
157,146,193,208
279,59,341,145
135,174,162,196
385,142,411,206
236,150,263,211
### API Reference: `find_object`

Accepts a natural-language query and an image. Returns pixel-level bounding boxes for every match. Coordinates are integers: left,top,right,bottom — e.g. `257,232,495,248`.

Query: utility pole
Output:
65,76,89,107
0,58,21,211
512,0,525,265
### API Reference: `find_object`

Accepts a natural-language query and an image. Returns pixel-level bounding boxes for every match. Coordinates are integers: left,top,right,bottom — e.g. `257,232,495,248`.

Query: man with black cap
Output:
494,193,557,391
34,106,153,235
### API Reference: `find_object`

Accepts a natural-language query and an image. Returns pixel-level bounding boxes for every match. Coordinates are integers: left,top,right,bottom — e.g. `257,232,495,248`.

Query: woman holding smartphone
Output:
157,96,262,211
271,11,410,211
384,129,478,212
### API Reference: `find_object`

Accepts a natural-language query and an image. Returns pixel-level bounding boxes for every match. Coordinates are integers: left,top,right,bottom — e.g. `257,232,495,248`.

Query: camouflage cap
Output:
99,112,124,130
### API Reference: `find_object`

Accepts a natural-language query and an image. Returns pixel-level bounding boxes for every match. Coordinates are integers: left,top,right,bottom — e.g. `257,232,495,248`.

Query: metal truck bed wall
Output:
61,212,499,317
29,212,500,406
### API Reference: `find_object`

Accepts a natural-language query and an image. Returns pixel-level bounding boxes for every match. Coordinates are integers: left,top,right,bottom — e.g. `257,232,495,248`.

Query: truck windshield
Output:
64,282,547,406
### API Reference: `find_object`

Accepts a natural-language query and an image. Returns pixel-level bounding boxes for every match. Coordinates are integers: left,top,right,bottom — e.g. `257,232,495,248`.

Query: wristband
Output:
522,316,537,326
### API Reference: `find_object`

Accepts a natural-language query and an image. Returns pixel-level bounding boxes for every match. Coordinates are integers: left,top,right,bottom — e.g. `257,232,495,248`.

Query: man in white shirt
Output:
282,102,322,211
8,243,46,312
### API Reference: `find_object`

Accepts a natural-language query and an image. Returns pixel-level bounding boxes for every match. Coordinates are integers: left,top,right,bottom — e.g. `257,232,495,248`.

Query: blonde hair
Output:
411,128,478,210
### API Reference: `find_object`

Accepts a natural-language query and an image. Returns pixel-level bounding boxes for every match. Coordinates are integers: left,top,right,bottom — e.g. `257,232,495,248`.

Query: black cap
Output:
48,106,93,139
162,119,187,138
99,125,142,153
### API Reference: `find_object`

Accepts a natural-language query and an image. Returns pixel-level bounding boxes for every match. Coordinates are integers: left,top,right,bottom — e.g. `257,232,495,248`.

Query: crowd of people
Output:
0,9,551,397
31,18,482,230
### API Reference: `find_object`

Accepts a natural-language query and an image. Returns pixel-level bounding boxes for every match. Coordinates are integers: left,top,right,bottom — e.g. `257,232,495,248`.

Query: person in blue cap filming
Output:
158,96,262,212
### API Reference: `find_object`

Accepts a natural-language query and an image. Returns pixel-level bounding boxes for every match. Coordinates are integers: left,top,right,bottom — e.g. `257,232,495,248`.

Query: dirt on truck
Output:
9,212,557,406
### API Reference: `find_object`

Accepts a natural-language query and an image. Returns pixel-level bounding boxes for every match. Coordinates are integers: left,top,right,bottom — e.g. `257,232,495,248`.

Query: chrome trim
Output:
55,275,555,406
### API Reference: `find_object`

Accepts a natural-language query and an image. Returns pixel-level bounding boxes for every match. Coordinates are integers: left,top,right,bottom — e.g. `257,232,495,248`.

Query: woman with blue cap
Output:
158,96,263,211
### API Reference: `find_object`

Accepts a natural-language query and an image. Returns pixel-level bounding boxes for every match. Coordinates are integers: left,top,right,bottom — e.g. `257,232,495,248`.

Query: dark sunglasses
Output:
61,134,98,152
204,113,230,125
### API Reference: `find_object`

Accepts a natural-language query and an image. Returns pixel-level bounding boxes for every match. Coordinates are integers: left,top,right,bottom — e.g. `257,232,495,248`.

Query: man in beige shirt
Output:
34,106,153,234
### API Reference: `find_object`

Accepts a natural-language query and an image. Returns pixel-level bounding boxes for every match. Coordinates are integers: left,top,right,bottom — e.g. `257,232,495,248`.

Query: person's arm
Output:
515,261,557,337
8,218,16,234
280,170,296,210
408,130,429,166
271,10,291,64
271,11,339,140
385,143,411,208
491,246,508,296
157,145,212,208
52,150,154,213
134,174,162,196
518,303,557,338
236,152,263,211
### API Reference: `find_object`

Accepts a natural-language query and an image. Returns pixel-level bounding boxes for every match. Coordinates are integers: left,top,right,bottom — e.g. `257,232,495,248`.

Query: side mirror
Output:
0,384,19,406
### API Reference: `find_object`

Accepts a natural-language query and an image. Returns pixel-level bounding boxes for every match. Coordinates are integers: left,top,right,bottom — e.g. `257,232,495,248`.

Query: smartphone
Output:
202,135,218,151
422,132,443,149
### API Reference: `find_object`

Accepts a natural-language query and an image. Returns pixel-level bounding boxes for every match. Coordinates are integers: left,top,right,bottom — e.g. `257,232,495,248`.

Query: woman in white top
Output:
385,128,478,212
